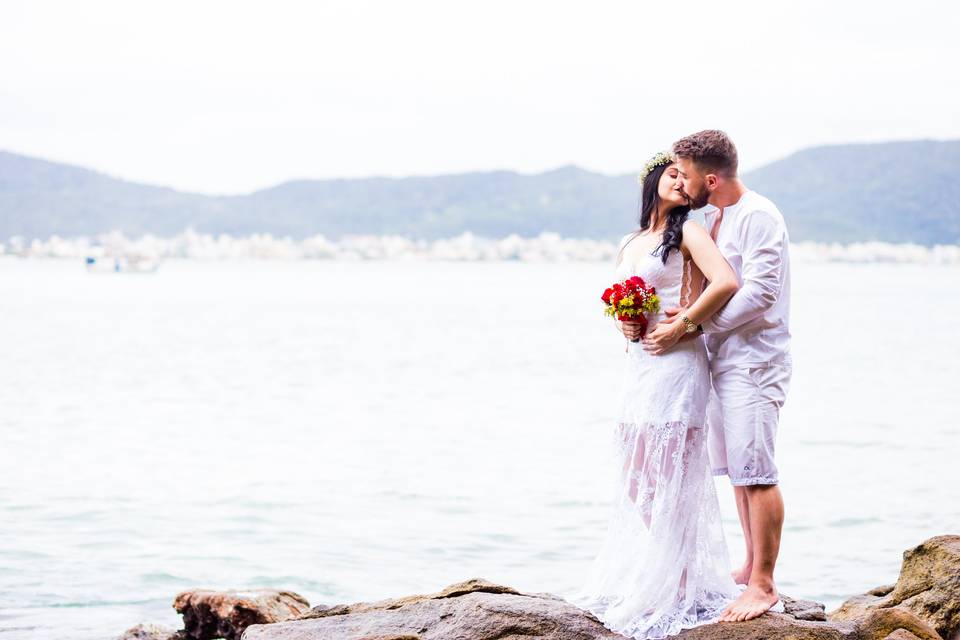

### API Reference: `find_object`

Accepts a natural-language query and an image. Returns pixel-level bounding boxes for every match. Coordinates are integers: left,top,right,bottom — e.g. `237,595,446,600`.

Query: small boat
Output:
85,254,161,273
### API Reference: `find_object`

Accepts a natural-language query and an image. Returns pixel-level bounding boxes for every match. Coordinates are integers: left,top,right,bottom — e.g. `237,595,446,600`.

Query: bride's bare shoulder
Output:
681,219,710,242
682,218,708,233
679,219,711,259
615,230,642,265
618,230,641,247
617,230,645,254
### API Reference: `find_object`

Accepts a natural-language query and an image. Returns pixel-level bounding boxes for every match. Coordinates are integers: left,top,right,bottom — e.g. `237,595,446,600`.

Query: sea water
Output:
0,258,956,639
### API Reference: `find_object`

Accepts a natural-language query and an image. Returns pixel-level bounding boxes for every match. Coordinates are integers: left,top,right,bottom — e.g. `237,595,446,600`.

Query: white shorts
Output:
707,361,792,486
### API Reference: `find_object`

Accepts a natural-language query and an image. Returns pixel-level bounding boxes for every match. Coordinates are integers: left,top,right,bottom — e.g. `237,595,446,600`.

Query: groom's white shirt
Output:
700,190,791,372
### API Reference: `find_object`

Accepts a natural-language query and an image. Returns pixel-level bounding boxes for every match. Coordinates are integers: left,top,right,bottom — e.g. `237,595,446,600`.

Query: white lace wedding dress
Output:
567,241,739,639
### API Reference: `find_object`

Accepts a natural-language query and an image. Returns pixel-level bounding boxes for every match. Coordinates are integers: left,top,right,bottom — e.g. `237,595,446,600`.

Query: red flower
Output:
601,288,613,304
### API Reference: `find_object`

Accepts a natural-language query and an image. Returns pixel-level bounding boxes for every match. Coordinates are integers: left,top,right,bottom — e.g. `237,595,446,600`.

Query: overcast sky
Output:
2,0,957,194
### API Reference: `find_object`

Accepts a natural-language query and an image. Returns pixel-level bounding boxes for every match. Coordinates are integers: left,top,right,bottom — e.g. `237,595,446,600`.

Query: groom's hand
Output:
641,319,686,355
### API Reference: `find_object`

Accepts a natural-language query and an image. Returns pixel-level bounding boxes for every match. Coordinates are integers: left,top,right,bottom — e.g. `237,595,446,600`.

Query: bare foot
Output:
718,584,779,622
730,562,752,586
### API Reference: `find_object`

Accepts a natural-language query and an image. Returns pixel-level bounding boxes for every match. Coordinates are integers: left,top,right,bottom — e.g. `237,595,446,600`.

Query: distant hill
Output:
0,152,219,239
746,140,960,245
1,140,958,244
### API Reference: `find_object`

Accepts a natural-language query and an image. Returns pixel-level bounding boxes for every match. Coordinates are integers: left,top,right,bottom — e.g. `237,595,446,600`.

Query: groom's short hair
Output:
672,130,738,178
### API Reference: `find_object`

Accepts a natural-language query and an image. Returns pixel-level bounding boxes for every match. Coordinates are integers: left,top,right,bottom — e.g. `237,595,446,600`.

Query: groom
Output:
642,129,792,622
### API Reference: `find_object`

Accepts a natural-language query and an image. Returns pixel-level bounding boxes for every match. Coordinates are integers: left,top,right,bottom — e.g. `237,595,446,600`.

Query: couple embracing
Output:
569,130,793,639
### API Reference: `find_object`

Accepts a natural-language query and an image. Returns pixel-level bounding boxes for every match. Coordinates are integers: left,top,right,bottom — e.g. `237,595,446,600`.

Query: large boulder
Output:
830,535,960,640
174,589,310,640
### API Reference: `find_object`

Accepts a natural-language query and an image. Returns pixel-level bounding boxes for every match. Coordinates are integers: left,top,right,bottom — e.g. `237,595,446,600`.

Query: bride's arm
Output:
675,220,739,326
641,220,737,354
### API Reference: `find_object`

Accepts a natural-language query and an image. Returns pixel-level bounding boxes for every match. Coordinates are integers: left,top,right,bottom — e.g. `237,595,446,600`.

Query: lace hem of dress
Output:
578,589,731,640
571,418,739,640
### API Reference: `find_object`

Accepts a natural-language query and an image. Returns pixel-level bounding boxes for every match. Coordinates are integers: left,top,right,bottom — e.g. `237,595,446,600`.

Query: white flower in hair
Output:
637,151,675,184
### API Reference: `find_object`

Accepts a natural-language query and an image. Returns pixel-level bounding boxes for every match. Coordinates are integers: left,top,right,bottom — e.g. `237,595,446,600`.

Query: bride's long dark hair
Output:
637,162,691,264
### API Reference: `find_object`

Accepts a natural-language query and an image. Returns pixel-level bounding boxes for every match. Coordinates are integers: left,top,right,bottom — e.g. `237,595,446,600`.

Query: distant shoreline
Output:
3,140,959,248
2,231,959,264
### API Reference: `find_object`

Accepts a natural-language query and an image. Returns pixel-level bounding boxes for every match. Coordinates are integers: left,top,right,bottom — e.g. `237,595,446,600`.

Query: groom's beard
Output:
682,188,710,209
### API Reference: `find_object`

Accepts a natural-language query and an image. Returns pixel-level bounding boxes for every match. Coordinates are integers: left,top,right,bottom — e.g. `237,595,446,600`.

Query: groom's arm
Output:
700,209,784,334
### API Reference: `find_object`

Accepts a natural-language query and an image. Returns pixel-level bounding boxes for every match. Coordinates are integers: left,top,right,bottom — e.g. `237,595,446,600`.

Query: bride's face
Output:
658,163,688,208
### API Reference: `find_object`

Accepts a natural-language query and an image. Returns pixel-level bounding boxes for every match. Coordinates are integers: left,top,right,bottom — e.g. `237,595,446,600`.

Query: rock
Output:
174,588,310,640
242,577,888,640
296,578,528,622
854,608,943,640
782,594,828,621
239,574,950,640
883,630,926,640
830,535,960,640
242,578,623,640
674,605,941,640
675,612,849,639
116,623,184,640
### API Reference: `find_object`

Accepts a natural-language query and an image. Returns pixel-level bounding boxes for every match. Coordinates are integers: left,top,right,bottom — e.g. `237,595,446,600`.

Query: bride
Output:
568,151,742,638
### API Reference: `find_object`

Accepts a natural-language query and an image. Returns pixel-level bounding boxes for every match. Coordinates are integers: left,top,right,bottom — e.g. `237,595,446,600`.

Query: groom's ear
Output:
705,173,720,191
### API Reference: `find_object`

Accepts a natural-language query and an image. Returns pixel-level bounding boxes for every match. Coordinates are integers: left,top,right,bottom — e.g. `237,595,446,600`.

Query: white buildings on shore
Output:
2,230,958,264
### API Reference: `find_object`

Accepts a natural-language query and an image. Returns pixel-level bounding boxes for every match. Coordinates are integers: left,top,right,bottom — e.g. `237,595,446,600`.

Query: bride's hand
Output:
641,319,686,355
620,320,645,342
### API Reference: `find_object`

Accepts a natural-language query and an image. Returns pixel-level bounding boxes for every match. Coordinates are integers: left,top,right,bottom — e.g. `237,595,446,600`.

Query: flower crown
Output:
637,150,675,184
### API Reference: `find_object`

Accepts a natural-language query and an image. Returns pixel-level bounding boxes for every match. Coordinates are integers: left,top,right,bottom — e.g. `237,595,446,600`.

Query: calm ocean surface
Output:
1,258,957,639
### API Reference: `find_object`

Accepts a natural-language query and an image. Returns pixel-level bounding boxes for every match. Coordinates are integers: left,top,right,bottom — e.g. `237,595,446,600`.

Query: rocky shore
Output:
118,535,959,640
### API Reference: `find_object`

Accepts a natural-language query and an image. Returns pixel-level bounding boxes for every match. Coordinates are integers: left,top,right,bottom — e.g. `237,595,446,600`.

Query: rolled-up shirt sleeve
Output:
701,209,784,334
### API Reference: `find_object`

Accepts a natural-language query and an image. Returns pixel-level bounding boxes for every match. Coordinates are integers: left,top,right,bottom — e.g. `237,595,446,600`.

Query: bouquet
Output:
601,275,660,342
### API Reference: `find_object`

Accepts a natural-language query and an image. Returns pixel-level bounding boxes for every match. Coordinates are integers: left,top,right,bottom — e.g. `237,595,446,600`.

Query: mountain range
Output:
1,139,957,245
